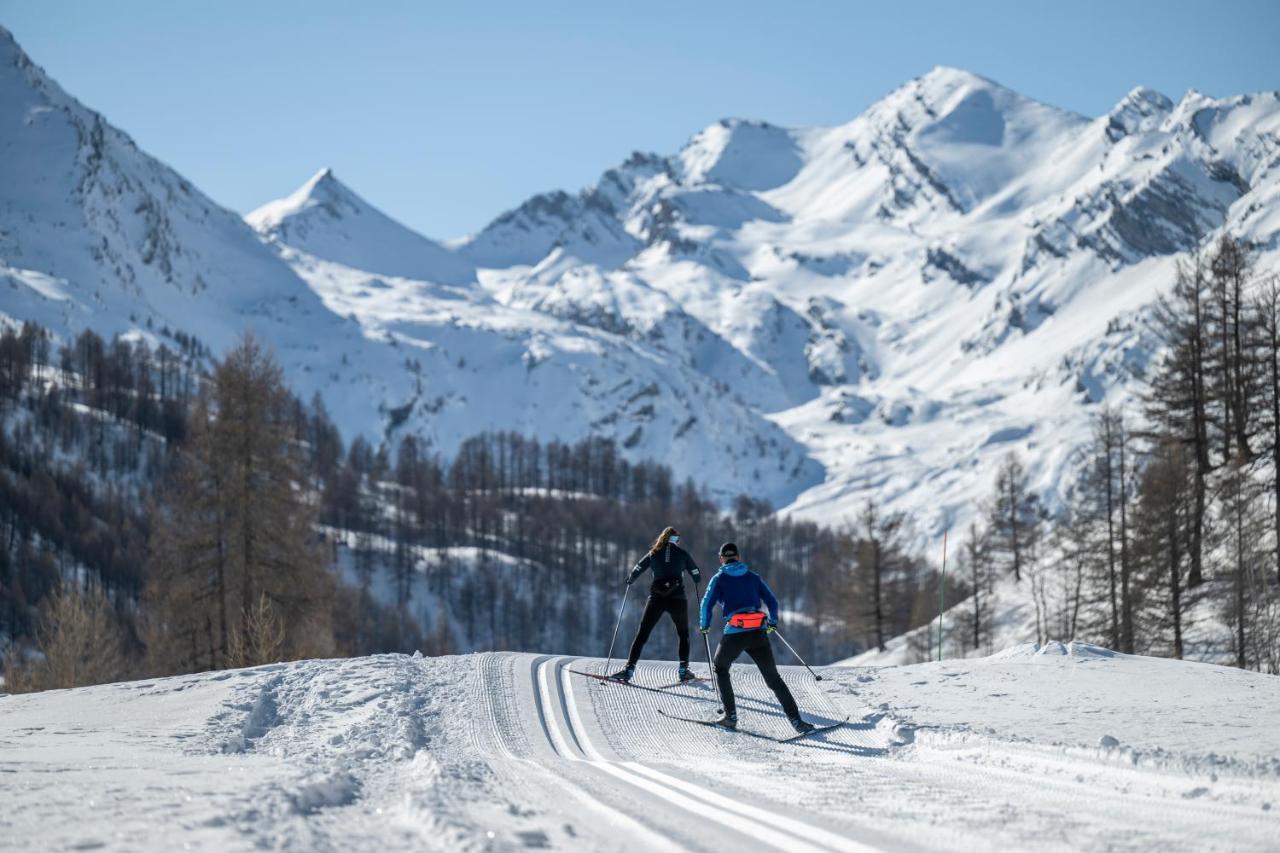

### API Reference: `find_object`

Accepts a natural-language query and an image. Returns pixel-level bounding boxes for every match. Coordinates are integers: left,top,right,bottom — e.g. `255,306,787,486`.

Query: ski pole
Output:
602,581,630,675
695,579,724,714
773,629,823,682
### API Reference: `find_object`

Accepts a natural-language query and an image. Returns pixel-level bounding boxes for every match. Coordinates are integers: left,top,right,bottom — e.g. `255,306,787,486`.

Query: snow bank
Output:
828,645,1280,785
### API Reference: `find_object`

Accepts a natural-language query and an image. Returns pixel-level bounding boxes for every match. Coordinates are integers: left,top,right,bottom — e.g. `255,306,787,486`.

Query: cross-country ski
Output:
658,708,849,743
569,669,711,695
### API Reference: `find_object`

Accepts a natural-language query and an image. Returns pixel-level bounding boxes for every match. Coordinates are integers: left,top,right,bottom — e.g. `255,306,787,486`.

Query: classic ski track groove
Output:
532,656,880,853
467,654,1280,850
470,653,677,850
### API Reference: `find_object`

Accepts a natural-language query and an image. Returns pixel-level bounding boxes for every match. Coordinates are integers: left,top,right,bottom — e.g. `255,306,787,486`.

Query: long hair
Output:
649,526,678,556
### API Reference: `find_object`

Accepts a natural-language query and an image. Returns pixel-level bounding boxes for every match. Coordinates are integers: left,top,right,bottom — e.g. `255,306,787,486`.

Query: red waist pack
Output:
728,611,767,629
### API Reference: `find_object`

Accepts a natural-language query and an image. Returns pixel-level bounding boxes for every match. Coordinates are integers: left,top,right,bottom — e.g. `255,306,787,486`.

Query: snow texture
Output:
2,649,1278,850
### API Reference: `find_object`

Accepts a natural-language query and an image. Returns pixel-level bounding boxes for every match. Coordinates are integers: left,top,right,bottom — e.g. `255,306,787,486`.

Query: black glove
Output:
691,571,701,583
625,576,635,586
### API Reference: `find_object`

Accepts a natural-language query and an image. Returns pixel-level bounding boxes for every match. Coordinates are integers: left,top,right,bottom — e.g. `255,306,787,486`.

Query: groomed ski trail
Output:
523,655,883,852
467,653,1280,852
6,651,1279,851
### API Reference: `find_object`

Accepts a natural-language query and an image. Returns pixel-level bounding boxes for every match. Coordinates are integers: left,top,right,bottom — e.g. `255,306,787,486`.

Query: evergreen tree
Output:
146,333,334,672
986,454,1040,584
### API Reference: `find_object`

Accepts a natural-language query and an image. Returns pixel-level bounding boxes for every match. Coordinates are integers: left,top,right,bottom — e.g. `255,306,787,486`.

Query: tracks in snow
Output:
492,654,893,852
469,653,1280,851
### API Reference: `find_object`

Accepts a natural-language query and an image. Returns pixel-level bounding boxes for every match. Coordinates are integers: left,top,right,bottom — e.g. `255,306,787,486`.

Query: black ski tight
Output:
626,594,690,666
713,629,800,720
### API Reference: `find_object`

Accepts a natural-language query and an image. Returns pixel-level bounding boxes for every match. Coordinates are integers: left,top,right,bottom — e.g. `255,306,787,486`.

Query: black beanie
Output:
719,542,739,558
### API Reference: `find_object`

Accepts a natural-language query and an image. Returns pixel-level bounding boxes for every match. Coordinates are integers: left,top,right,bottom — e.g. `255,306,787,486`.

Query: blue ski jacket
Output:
699,561,779,635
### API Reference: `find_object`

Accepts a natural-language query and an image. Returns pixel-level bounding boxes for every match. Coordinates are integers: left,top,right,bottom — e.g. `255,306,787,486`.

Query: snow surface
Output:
2,649,1277,850
4,22,1280,532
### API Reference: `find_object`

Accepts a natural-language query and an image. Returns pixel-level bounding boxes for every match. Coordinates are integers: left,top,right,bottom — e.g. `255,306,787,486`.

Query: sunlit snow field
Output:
2,646,1277,851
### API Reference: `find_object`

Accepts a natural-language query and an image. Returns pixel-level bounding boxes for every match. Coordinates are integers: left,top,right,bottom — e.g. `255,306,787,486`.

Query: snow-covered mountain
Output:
247,168,475,285
0,25,420,438
430,66,1280,534
0,26,815,506
5,20,1280,529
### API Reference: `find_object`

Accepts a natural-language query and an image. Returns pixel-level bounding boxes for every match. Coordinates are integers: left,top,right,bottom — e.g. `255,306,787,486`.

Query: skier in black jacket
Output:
609,526,701,683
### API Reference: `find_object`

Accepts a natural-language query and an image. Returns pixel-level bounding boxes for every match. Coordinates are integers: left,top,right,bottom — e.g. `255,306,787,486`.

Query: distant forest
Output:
0,320,948,691
2,232,1277,690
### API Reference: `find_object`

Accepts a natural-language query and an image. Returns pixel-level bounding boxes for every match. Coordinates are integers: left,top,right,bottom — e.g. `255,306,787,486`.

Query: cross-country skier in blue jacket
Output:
700,542,814,733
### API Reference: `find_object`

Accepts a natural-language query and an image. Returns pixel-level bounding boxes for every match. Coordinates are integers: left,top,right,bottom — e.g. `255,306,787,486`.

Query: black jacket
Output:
628,542,702,597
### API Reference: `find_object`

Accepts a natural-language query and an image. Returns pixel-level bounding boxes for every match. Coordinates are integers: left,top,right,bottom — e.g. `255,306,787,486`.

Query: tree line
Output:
1,322,952,691
9,234,1274,690
935,235,1280,673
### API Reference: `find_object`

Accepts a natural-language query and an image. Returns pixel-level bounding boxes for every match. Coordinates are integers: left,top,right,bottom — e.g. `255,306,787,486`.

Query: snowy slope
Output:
0,25,420,440
434,68,1280,536
4,17,1280,527
247,168,476,285
0,27,815,505
248,174,819,503
2,649,1278,850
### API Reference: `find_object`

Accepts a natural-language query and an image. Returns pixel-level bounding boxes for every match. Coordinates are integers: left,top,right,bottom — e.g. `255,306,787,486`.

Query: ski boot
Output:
712,712,738,730
790,717,815,735
677,664,696,682
608,664,635,683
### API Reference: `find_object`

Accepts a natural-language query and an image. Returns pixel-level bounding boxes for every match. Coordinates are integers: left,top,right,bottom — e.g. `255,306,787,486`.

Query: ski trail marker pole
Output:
937,528,948,663
695,579,724,714
773,629,823,682
603,582,630,675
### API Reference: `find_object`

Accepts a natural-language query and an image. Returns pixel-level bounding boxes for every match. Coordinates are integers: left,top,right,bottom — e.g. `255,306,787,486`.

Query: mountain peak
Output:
1114,86,1174,116
248,170,475,284
1105,86,1174,139
677,118,802,191
248,168,364,231
873,65,1085,127
304,165,335,186
919,65,1000,91
281,167,349,209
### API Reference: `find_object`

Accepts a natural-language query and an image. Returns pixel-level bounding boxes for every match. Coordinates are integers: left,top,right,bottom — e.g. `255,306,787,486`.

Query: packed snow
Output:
2,648,1277,850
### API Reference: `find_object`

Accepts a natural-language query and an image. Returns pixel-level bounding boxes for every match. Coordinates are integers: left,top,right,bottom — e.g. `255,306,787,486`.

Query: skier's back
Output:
609,526,701,683
700,542,812,733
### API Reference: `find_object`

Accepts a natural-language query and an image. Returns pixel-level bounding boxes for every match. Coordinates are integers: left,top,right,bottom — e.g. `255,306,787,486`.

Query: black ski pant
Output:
713,629,800,720
626,594,690,667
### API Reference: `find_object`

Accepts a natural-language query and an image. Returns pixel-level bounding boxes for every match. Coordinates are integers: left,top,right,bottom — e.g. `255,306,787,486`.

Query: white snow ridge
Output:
2,651,1278,850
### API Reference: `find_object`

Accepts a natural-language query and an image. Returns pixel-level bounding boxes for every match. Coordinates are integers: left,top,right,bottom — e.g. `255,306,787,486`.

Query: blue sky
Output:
4,0,1278,238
